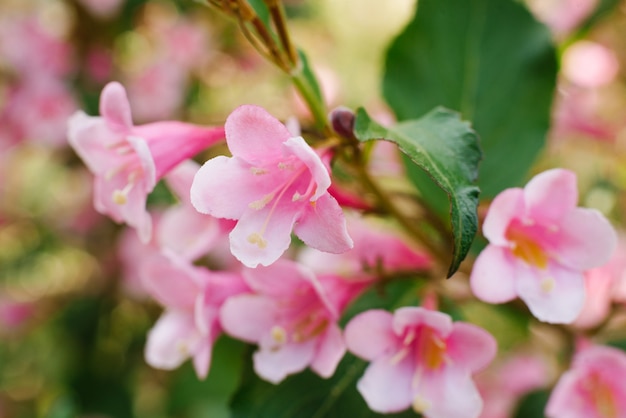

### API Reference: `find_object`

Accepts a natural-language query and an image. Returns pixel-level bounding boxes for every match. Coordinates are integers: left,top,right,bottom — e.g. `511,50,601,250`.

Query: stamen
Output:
403,329,416,345
247,233,268,249
176,341,189,355
250,167,268,175
390,347,410,365
412,395,431,414
541,277,556,293
112,182,135,205
270,325,287,344
292,192,301,202
249,194,273,210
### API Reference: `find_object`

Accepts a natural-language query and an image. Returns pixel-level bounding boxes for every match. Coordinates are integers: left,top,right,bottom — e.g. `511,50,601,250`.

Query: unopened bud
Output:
329,106,356,139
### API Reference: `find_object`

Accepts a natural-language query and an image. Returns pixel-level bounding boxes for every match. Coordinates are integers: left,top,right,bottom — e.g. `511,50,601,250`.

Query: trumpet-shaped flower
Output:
546,345,626,418
141,250,248,379
191,104,353,268
345,307,496,417
68,81,225,242
219,260,365,383
470,169,617,323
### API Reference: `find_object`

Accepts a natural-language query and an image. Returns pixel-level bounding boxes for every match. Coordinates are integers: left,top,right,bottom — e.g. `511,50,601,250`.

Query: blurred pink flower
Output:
68,81,225,242
219,260,364,383
0,17,74,78
142,251,248,379
298,213,431,278
160,160,235,261
345,307,496,417
551,87,617,142
477,353,549,418
470,169,617,323
125,61,187,122
546,345,626,417
0,298,34,331
191,104,352,268
2,77,78,147
527,0,597,38
562,41,619,88
574,237,626,329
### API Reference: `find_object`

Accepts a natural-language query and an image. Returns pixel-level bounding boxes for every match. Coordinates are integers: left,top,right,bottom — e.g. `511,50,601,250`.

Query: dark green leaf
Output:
354,107,481,277
383,0,557,197
297,49,324,105
513,389,551,418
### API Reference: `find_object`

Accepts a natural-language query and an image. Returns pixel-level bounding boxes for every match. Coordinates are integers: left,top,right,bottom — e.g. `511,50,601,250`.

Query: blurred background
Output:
0,0,626,417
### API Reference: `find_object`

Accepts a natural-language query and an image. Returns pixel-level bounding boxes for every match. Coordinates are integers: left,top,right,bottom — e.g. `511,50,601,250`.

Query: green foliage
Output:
354,107,481,277
513,389,551,418
383,0,557,198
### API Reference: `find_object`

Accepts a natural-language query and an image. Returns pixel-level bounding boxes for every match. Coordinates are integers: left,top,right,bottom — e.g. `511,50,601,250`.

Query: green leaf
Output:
383,0,557,198
575,0,621,37
354,107,481,277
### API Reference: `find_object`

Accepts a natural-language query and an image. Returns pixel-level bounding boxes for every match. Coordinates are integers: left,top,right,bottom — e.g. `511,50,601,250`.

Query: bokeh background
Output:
1,0,626,417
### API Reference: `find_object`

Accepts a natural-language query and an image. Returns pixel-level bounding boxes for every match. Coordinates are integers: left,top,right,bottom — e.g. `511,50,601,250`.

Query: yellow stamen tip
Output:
270,325,287,344
247,233,268,249
250,167,268,175
541,277,556,293
112,190,127,205
412,396,430,414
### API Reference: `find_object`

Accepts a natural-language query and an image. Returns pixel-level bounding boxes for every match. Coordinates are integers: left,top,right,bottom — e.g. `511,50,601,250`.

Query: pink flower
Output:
191,104,353,268
574,237,626,328
562,41,619,89
299,213,431,278
477,352,550,418
546,345,626,417
345,307,496,417
470,169,617,323
68,81,225,242
219,260,364,383
160,160,235,261
141,251,248,379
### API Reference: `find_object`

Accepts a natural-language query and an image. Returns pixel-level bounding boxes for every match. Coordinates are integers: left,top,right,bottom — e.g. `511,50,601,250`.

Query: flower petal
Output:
282,136,331,200
524,168,578,223
357,354,414,413
229,201,299,268
310,324,346,378
556,207,617,270
253,339,317,384
145,310,197,370
225,105,291,163
345,309,396,361
392,307,452,337
482,188,525,246
219,294,277,343
242,260,313,297
417,368,483,418
190,156,274,220
139,252,201,310
470,245,518,303
294,194,353,254
446,322,497,373
100,81,133,132
516,262,585,324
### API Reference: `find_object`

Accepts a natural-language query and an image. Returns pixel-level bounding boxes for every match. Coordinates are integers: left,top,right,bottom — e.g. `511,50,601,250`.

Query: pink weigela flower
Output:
546,345,626,418
191,104,353,268
345,307,496,417
470,169,617,323
68,81,225,242
219,260,364,383
141,250,248,379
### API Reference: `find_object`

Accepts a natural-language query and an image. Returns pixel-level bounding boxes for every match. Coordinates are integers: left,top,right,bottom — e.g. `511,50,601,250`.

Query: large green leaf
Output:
383,0,557,198
354,107,481,277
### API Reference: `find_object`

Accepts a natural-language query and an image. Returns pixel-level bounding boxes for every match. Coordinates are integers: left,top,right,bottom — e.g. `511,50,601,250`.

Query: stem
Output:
350,150,450,274
291,70,331,135
264,0,298,66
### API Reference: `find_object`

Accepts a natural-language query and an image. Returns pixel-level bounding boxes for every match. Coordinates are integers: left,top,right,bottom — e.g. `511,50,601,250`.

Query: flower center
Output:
584,372,617,418
505,219,549,269
246,158,316,248
415,326,447,370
